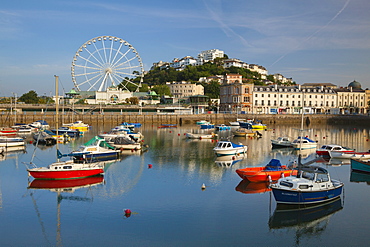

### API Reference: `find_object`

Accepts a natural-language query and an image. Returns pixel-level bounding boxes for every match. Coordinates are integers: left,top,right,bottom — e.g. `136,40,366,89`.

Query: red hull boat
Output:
316,144,353,156
236,159,294,182
27,160,105,180
0,128,17,135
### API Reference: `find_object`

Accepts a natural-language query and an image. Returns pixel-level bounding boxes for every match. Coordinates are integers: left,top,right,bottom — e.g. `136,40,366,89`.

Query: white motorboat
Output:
185,132,217,139
68,136,121,162
316,144,353,156
329,150,370,159
292,136,318,150
108,136,142,150
270,156,344,205
0,137,25,147
29,120,50,130
213,141,248,156
271,137,293,148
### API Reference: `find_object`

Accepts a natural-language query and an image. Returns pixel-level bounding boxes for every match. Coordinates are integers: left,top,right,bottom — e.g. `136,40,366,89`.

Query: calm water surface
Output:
1,123,370,246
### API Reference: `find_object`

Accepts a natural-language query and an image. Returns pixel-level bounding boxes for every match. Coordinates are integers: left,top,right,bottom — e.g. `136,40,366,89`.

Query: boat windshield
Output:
301,171,314,180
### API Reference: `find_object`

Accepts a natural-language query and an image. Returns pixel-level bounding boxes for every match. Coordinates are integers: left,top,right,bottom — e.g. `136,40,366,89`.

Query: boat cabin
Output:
277,166,332,190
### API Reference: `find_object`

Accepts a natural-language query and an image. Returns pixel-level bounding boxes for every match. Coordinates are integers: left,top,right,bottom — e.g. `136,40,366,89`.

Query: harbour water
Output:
1,123,370,246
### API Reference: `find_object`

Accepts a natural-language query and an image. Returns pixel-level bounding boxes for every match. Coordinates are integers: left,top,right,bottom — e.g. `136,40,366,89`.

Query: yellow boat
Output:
62,121,90,132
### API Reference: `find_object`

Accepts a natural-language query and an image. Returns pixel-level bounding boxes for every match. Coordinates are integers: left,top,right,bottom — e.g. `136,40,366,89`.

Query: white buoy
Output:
201,183,206,190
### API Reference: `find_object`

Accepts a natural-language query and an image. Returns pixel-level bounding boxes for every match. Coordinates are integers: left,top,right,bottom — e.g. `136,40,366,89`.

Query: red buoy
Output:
148,164,153,169
124,209,132,217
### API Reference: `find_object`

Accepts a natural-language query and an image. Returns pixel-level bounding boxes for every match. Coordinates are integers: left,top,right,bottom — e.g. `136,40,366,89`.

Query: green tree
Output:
202,80,220,98
139,83,149,92
18,90,39,104
152,84,171,96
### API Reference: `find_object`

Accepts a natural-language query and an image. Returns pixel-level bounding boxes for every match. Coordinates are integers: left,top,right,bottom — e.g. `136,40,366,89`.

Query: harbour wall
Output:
1,112,369,127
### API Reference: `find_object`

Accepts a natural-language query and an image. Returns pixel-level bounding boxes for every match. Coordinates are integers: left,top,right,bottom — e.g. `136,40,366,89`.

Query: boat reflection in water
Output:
27,175,105,247
350,171,370,185
214,155,244,167
269,197,343,245
235,180,271,194
28,175,105,192
0,145,26,161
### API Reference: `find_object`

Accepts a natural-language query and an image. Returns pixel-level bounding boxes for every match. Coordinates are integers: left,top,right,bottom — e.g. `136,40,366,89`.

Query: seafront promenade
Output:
1,111,369,127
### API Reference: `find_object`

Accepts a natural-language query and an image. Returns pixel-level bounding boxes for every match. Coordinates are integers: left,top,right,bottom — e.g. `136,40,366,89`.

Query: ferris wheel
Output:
71,36,144,92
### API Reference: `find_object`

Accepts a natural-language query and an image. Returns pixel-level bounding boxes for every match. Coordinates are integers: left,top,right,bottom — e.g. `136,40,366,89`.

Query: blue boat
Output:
62,136,120,163
350,158,370,173
51,127,80,137
270,156,343,205
215,124,231,131
200,123,214,129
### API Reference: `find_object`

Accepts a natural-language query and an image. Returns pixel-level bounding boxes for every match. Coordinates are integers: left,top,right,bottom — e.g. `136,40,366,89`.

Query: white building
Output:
197,49,224,64
167,81,204,98
199,75,224,83
170,56,197,70
252,85,337,114
273,73,293,84
86,86,133,104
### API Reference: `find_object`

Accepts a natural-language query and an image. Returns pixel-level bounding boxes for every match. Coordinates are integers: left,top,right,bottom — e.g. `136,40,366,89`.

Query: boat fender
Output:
268,175,272,183
281,173,285,178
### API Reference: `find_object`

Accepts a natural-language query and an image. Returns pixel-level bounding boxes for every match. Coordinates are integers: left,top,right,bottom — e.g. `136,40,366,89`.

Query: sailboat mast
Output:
55,75,60,161
55,75,59,132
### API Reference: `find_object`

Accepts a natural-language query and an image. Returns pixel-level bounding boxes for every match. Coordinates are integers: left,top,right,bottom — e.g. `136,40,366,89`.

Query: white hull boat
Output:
185,132,217,139
329,151,370,159
292,136,318,150
213,141,248,156
0,137,25,147
271,137,292,148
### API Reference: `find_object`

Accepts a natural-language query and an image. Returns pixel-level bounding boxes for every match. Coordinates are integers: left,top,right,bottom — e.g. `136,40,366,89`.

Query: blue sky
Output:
0,0,369,96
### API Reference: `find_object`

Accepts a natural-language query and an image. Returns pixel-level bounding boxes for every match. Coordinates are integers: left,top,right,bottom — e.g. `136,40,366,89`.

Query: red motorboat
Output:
27,160,105,180
236,159,294,182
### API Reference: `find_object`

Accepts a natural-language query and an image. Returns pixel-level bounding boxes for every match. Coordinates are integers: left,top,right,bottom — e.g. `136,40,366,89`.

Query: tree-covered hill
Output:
140,62,266,86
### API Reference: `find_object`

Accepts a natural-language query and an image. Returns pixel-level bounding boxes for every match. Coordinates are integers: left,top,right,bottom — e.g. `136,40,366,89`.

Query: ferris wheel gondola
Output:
71,36,144,92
